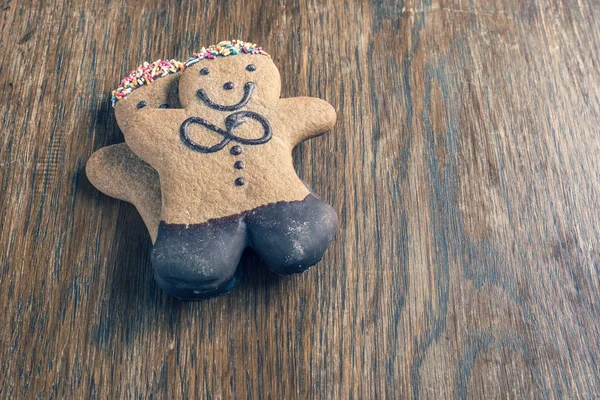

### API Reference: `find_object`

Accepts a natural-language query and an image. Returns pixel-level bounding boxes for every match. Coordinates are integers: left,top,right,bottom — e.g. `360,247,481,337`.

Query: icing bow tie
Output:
180,111,272,153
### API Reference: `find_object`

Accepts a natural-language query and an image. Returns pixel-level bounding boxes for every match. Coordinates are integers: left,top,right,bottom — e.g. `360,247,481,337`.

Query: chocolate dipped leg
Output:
246,195,338,274
151,218,247,300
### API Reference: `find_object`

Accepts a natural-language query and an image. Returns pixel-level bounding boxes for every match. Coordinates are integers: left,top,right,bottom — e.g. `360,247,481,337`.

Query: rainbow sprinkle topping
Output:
184,40,270,67
111,41,269,106
111,59,185,106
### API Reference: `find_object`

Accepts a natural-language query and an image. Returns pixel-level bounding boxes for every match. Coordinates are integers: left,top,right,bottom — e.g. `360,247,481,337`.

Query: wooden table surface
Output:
2,0,600,398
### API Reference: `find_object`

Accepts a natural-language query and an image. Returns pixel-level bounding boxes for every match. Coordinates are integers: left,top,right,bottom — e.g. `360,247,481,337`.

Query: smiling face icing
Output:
179,54,281,112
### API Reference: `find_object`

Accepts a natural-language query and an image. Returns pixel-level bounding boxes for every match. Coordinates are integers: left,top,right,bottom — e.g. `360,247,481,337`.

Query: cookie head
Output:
112,60,184,130
179,53,280,112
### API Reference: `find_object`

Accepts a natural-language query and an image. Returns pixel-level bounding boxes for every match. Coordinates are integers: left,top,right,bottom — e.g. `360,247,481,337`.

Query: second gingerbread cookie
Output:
113,40,338,300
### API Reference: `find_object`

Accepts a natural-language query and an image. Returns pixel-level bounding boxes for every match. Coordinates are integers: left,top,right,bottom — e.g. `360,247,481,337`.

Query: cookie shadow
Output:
86,101,166,337
92,99,124,151
99,203,164,332
236,248,284,293
97,231,285,338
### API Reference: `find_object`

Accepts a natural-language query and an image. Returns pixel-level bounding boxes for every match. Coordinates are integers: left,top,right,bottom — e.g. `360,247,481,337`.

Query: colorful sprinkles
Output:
111,40,269,106
184,40,270,67
111,59,185,107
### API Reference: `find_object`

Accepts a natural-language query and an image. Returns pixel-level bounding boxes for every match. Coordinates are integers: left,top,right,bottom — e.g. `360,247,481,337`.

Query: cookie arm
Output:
86,143,162,242
274,97,337,147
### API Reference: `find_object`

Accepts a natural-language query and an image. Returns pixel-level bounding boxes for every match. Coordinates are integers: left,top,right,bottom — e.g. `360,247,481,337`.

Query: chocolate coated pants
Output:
151,194,338,300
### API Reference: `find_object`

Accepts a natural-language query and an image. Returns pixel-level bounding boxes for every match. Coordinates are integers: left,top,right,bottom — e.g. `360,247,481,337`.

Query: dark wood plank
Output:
1,0,600,398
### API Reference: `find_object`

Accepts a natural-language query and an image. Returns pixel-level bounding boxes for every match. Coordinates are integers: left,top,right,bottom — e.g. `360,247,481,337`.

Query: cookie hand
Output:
86,143,162,242
275,97,337,148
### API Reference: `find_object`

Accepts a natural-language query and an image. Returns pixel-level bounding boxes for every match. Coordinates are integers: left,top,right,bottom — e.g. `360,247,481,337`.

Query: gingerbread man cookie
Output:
94,41,338,300
87,60,184,242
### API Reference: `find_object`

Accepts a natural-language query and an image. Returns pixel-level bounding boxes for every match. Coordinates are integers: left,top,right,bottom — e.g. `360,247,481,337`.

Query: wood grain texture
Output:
1,0,600,398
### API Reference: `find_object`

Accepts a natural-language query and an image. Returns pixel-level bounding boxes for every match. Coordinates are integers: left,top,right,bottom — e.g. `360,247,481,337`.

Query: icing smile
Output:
197,82,256,111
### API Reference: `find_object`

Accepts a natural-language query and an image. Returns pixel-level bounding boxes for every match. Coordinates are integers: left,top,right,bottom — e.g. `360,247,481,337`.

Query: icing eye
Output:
158,104,169,108
200,67,210,75
246,64,256,72
136,101,147,109
223,82,235,90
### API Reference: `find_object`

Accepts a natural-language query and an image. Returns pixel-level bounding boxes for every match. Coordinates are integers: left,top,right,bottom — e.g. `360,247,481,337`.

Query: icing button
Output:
234,161,245,169
230,145,243,155
235,177,246,186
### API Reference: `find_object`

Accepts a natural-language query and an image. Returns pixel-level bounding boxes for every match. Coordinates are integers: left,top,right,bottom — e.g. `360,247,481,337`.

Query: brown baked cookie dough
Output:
87,67,183,242
86,143,162,242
